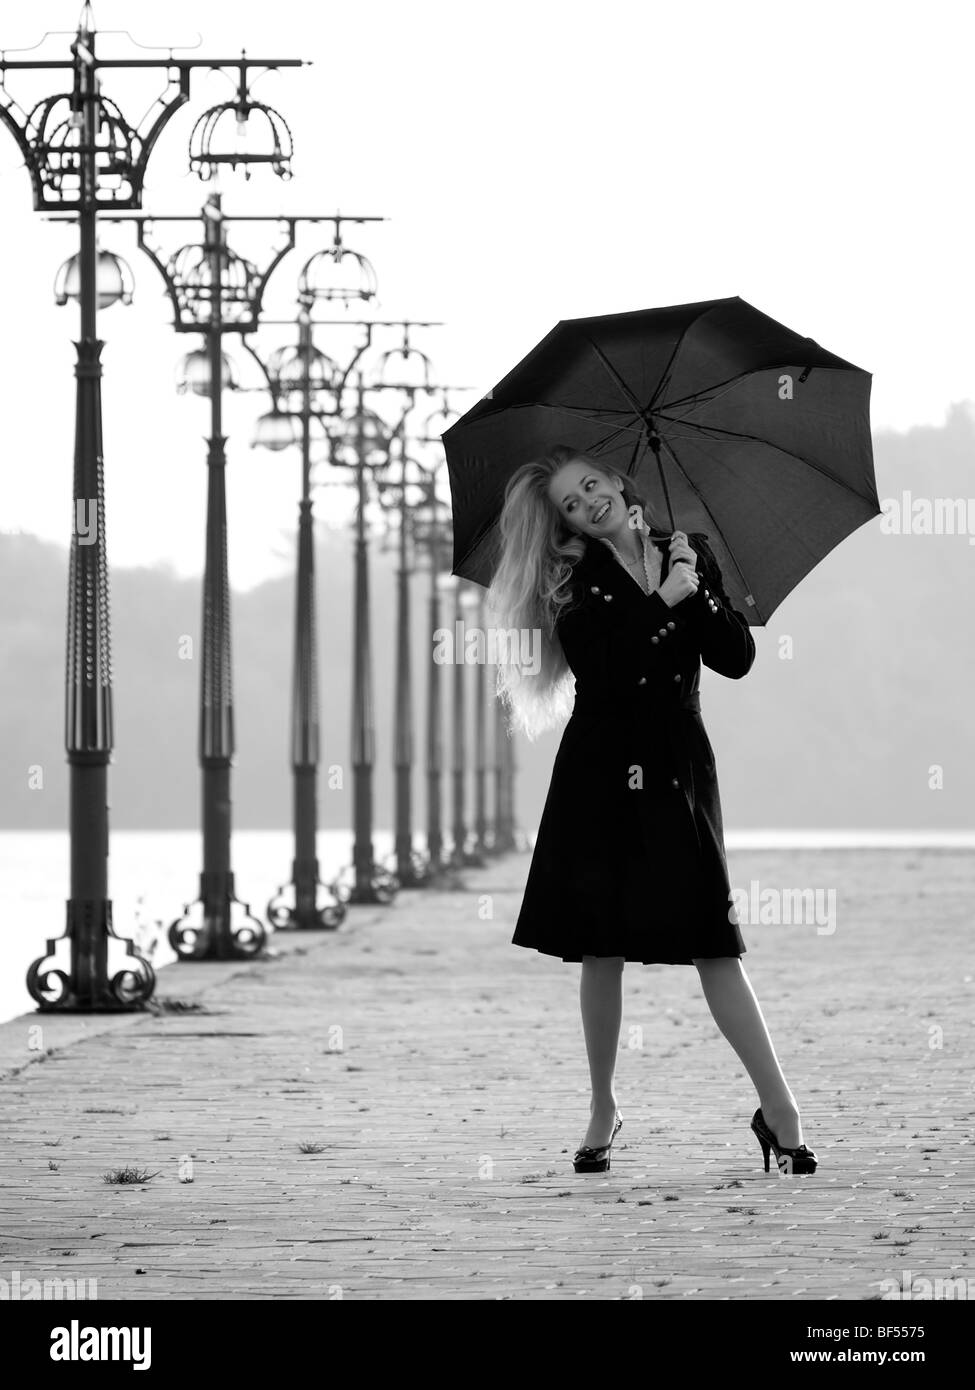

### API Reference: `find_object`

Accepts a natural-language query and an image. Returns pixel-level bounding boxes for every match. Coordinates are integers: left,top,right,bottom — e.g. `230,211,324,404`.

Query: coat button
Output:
604,593,613,601
671,777,680,789
657,627,667,637
650,636,660,644
590,585,600,594
704,588,710,597
637,676,647,685
666,621,676,630
673,673,680,682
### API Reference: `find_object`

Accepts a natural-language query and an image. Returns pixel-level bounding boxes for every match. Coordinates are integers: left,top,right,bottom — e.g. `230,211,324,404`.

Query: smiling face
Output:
547,458,629,542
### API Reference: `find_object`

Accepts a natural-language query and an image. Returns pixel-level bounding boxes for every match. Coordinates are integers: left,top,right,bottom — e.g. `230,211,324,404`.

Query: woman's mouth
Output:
591,499,612,524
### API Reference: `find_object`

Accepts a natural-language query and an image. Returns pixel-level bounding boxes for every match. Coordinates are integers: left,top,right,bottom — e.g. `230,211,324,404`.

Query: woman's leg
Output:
579,954,625,1148
692,956,804,1148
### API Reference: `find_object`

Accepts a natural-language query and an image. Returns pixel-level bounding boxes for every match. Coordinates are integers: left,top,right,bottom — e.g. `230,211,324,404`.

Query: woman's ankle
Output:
590,1092,619,1115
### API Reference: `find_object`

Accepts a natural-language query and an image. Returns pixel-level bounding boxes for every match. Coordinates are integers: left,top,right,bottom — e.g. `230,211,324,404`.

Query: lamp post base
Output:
27,899,156,1012
266,862,346,930
168,872,267,960
342,855,399,905
393,844,436,889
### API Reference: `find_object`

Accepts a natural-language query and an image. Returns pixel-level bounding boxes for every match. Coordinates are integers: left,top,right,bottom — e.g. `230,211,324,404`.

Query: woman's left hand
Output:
669,531,698,570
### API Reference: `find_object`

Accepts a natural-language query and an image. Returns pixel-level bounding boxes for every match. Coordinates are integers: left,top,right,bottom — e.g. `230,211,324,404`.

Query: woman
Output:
486,444,817,1177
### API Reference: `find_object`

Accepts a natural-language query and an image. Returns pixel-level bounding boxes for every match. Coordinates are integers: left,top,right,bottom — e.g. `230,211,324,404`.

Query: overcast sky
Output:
0,0,971,589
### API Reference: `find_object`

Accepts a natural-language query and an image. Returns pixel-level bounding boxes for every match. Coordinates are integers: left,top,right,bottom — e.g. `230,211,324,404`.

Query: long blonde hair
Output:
486,444,665,741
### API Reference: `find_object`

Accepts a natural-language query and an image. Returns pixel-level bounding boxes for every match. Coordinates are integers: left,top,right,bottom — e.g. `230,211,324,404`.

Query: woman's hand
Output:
657,532,700,607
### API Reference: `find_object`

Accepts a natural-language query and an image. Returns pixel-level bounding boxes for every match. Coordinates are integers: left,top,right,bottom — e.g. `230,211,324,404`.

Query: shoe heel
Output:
750,1106,817,1176
572,1112,622,1174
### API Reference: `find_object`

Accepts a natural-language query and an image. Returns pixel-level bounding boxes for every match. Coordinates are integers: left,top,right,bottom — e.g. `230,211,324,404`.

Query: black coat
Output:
511,530,756,965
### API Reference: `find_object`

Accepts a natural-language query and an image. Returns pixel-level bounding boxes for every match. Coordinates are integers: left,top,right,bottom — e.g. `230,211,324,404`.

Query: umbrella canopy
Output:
441,295,878,623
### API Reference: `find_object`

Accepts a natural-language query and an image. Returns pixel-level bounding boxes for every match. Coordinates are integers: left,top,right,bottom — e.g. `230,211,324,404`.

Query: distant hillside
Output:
1,404,973,831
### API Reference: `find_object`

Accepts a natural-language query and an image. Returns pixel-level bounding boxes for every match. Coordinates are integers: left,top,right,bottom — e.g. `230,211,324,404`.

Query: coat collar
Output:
577,528,673,598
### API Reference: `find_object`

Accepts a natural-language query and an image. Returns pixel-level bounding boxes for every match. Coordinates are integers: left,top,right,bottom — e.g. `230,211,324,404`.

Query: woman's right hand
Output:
657,559,701,608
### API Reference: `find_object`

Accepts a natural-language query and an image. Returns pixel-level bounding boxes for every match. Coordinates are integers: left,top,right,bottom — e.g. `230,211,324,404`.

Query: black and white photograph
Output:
0,0,971,1353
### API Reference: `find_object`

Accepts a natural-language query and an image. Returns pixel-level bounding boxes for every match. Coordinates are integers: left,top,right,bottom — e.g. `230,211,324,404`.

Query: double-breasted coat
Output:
511,529,756,965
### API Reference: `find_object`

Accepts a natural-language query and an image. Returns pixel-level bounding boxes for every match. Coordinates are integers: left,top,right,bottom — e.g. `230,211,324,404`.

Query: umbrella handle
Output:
649,430,677,533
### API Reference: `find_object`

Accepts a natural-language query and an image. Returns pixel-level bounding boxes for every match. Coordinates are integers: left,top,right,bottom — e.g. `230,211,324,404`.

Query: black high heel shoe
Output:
751,1107,818,1174
573,1113,623,1173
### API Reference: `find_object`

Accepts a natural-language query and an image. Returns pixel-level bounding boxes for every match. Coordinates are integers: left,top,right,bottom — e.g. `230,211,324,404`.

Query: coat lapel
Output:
582,530,672,605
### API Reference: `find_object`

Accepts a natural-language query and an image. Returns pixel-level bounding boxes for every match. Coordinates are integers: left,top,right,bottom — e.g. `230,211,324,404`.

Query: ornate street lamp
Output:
96,207,381,959
409,470,463,886
326,373,400,905
297,234,377,303
189,60,294,182
448,580,487,868
373,386,472,887
1,5,304,1010
374,450,437,889
462,583,491,863
248,239,385,930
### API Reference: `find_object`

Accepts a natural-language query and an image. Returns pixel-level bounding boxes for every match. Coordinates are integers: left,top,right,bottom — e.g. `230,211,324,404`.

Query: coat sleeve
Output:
681,533,756,680
555,576,692,686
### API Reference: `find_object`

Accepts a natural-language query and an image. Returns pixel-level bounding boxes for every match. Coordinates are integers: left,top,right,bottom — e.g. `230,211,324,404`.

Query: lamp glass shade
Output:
252,411,297,452
175,348,239,397
54,250,134,310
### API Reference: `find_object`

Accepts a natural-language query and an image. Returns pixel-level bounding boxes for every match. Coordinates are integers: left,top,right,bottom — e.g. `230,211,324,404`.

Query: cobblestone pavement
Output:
0,848,972,1301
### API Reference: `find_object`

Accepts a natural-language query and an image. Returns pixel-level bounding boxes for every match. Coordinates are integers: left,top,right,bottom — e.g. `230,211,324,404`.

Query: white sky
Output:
0,0,971,589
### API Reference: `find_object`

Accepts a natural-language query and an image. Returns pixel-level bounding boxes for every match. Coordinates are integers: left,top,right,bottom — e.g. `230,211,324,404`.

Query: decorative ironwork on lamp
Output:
328,405,393,471
297,236,378,305
167,237,261,329
188,60,294,181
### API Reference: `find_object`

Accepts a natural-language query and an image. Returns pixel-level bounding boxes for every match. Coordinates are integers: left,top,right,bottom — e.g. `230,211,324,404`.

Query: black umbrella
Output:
441,295,878,622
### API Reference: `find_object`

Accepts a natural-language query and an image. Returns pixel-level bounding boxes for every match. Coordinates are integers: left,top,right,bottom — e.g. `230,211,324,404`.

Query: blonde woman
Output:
486,444,817,1177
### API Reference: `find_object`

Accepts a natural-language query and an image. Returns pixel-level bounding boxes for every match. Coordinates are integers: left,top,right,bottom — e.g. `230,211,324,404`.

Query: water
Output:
0,829,393,1027
2,828,972,1026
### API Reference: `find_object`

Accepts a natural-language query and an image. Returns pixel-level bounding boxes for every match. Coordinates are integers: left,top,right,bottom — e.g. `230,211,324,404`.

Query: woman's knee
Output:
582,954,624,972
692,954,741,974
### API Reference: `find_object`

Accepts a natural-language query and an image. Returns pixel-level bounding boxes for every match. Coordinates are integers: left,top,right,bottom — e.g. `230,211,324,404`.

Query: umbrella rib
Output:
655,371,756,417
592,423,647,457
647,307,713,413
655,433,761,619
653,414,878,506
530,400,644,437
580,335,651,420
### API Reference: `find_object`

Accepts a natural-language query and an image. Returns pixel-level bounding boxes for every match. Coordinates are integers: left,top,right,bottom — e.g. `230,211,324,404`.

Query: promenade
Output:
0,846,972,1301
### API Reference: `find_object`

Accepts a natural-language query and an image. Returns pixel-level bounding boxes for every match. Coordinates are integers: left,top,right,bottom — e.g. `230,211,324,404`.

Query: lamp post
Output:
373,394,471,888
375,452,443,888
0,4,304,1008
408,469,461,885
246,236,384,929
268,320,443,906
328,371,400,905
494,696,519,853
469,586,491,859
97,206,382,959
449,581,488,868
